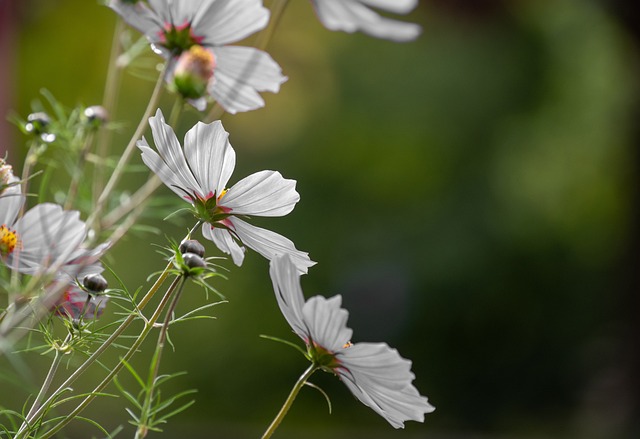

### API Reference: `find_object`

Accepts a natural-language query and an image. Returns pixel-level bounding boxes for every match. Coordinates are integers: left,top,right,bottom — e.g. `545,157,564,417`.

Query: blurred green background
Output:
1,0,640,438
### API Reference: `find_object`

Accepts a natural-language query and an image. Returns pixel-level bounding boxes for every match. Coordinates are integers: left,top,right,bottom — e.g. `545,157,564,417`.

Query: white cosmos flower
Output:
108,0,287,114
0,177,107,279
270,254,435,428
310,0,422,42
138,109,315,273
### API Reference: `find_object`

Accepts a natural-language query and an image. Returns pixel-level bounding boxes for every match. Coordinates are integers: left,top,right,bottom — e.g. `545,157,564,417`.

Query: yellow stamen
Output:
343,341,353,349
0,225,18,256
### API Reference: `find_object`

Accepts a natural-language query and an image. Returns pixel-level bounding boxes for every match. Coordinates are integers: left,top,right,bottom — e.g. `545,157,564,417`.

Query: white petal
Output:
229,217,315,273
201,222,245,266
138,139,193,200
303,295,353,352
312,0,421,42
223,170,299,217
109,0,163,38
193,0,269,46
148,109,203,195
183,119,236,198
360,0,418,14
0,176,24,226
9,204,87,275
210,46,287,114
269,255,310,340
338,342,435,428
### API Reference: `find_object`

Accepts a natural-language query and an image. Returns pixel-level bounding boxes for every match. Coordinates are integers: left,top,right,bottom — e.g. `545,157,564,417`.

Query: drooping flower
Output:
54,283,109,321
138,109,314,273
108,0,287,113
310,0,422,42
0,176,107,279
270,254,434,428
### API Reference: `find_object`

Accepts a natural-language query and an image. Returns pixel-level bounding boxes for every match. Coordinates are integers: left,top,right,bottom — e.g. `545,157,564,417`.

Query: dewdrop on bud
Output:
172,45,215,100
83,273,108,294
84,105,109,127
183,252,206,269
179,239,205,258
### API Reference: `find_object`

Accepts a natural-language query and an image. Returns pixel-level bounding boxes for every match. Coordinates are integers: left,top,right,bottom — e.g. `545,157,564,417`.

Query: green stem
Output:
262,364,317,439
94,19,125,204
135,276,187,439
37,275,184,439
89,61,168,235
14,260,174,438
64,131,94,210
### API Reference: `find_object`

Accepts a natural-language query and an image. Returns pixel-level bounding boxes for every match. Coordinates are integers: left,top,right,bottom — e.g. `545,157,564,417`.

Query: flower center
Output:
308,341,341,371
191,189,232,228
159,21,204,54
0,225,18,257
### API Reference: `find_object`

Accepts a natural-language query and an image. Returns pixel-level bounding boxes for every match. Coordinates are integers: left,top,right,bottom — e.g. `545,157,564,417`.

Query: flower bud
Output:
183,252,206,269
84,105,109,127
179,239,205,258
83,273,108,294
0,159,14,193
25,112,55,143
171,45,215,100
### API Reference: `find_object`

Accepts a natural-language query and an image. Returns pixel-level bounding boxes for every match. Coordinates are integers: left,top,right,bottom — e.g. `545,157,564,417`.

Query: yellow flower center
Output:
0,225,18,257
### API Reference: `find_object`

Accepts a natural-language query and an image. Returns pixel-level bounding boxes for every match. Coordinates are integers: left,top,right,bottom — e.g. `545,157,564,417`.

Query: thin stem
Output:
19,334,71,433
101,175,161,230
94,19,125,203
14,260,175,437
64,131,94,210
37,275,184,439
262,364,317,439
135,276,187,439
89,61,168,234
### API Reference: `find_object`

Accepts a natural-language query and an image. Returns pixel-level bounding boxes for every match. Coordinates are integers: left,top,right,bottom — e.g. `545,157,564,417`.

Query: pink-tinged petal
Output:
183,119,236,198
229,217,315,273
209,46,287,114
338,342,435,428
138,139,192,199
108,0,163,38
312,0,421,42
54,284,109,321
9,204,87,275
0,176,24,226
201,222,245,266
269,255,310,340
148,109,203,194
303,295,353,353
193,0,269,46
223,170,299,217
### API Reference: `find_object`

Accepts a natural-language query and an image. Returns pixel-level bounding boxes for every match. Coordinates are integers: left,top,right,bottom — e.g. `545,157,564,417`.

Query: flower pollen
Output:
159,21,204,54
0,225,18,257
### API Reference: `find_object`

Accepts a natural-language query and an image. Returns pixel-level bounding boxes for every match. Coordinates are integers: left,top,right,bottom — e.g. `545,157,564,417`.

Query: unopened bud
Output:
172,45,215,100
83,273,108,294
84,105,109,127
25,112,55,143
179,239,205,258
183,252,206,269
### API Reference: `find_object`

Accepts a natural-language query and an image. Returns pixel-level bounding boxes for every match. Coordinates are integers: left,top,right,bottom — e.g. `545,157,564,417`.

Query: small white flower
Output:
310,0,422,42
109,0,287,113
138,109,315,273
0,179,107,279
270,254,435,428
